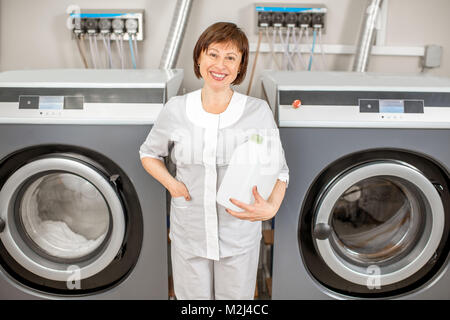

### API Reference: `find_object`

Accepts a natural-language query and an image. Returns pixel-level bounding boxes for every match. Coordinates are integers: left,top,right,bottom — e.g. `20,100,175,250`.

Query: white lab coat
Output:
139,89,289,298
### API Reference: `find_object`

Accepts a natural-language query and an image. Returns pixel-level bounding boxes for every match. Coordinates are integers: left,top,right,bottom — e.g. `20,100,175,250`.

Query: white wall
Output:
1,0,449,98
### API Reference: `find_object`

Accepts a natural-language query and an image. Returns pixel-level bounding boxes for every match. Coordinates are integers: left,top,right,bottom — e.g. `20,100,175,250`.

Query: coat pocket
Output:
171,196,190,209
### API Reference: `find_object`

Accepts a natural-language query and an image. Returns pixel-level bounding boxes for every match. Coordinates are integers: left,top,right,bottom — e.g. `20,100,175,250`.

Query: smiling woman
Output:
200,42,240,84
193,22,249,86
193,22,249,114
139,22,289,300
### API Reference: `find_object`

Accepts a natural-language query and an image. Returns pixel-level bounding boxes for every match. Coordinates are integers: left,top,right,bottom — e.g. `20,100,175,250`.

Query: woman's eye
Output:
227,56,235,61
209,53,217,58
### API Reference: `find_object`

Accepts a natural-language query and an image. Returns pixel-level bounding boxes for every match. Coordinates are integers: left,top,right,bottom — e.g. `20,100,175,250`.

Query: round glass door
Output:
0,157,125,282
331,176,424,267
19,173,110,262
313,161,445,287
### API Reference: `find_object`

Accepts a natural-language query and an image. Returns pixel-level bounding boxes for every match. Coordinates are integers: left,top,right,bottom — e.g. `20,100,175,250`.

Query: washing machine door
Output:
0,157,124,281
300,151,449,297
0,147,143,294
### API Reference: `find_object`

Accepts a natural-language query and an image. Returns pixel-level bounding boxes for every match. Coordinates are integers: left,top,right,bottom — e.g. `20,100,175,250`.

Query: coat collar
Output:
186,89,247,129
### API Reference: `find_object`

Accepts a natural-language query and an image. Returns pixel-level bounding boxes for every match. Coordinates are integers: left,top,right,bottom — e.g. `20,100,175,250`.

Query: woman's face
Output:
198,41,242,91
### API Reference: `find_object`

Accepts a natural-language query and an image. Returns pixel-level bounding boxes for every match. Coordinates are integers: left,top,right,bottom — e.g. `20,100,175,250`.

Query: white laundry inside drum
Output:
19,173,110,260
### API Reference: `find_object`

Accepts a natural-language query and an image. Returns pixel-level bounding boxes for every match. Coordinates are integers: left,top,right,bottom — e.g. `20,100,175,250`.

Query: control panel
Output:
0,95,162,124
359,99,424,114
19,96,84,110
277,95,450,128
69,9,144,41
261,71,450,129
255,4,327,32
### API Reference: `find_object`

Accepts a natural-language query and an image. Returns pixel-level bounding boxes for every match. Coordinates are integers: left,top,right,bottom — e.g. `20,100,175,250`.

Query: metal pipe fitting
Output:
159,0,193,69
352,0,384,72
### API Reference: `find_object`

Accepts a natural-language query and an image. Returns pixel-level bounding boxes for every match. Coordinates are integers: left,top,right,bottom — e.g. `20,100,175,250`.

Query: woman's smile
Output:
209,71,227,81
198,41,242,90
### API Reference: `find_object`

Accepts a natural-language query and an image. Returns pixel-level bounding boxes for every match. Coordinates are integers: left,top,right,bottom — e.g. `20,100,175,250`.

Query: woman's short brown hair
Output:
193,22,249,85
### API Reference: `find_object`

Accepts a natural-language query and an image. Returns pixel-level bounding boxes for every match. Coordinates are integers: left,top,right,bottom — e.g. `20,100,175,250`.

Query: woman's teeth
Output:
211,72,226,80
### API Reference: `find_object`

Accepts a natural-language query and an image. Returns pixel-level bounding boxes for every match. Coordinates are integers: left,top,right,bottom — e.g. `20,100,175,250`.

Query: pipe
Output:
352,0,383,72
159,0,193,69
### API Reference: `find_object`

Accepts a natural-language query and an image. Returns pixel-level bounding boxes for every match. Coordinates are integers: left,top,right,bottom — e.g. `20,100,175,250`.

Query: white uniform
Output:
139,89,289,299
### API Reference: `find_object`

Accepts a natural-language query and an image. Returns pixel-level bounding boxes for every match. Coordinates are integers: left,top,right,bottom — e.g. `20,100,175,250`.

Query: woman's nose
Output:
215,57,227,69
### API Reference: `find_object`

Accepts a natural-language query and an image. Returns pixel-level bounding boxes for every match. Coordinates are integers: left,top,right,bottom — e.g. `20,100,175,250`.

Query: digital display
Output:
19,95,84,110
359,99,424,114
39,96,64,110
379,100,405,113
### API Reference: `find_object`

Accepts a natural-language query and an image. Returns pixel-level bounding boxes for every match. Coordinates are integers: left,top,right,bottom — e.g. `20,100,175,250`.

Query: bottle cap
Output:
250,134,263,144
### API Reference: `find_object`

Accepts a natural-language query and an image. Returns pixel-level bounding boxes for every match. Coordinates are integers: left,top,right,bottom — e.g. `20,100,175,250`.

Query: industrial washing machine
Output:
262,71,450,299
0,69,183,299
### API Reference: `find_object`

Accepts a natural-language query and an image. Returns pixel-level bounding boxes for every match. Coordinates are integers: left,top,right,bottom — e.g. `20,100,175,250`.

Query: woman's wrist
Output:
268,180,287,212
165,177,179,195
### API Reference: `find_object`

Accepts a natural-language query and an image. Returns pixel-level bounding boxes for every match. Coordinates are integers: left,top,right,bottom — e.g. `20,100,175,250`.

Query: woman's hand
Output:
141,158,192,200
226,186,278,222
169,179,191,201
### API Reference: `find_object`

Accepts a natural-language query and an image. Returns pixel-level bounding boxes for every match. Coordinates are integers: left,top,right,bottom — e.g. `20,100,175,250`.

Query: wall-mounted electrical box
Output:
255,4,327,32
69,9,144,41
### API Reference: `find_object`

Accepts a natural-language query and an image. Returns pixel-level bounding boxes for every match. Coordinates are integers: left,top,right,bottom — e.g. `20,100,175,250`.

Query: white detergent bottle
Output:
216,133,282,212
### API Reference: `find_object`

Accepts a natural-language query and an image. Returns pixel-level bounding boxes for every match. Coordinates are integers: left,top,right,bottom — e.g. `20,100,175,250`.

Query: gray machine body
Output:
276,127,450,299
0,124,166,299
0,69,183,299
262,71,450,299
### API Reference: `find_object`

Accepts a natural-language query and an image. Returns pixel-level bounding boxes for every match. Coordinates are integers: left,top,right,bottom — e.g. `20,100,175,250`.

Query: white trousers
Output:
171,242,260,300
